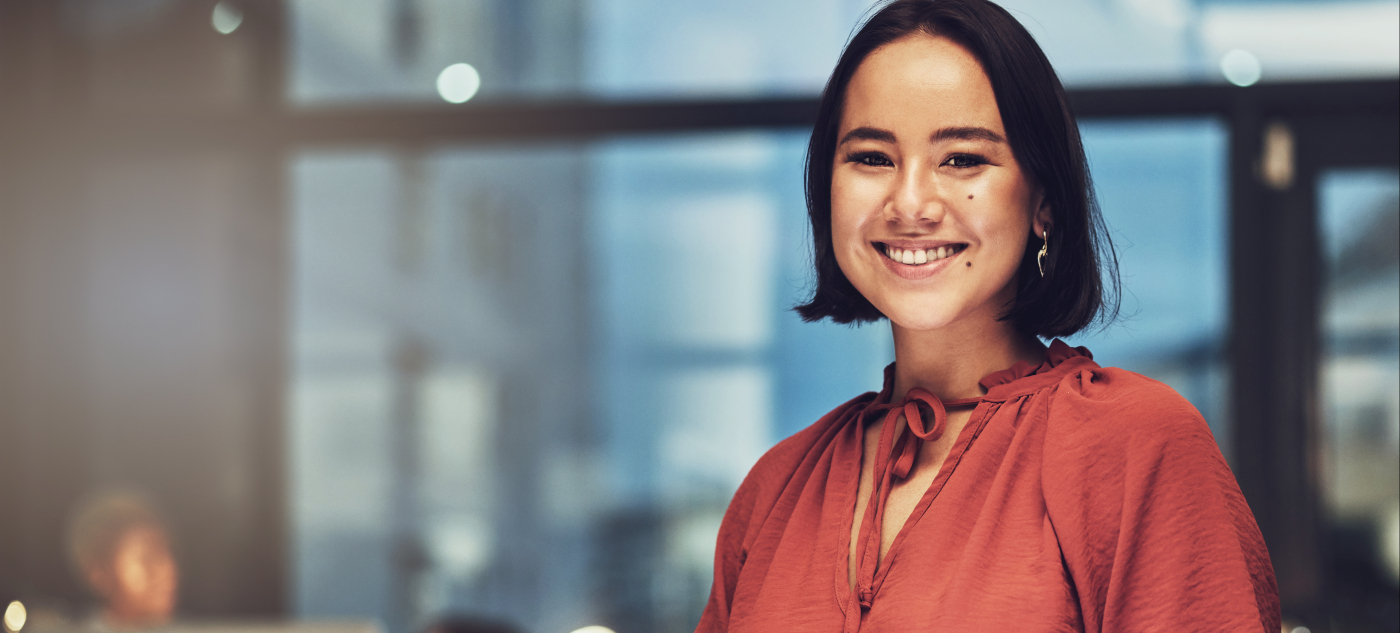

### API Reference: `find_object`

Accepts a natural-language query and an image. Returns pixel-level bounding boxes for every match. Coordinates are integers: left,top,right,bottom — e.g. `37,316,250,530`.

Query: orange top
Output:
696,340,1279,632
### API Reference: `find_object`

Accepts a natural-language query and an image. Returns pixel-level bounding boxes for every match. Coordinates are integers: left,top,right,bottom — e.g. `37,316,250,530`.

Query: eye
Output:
944,153,988,169
845,151,893,168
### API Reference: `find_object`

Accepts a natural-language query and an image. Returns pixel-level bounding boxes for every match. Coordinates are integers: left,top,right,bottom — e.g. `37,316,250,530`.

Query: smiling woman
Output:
696,1,1280,632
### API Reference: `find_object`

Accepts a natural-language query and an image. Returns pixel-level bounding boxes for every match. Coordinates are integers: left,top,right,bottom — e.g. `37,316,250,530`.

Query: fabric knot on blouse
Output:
848,388,980,619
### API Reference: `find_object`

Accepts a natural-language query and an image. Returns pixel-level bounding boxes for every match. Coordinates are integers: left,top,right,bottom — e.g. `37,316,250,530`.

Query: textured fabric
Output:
696,340,1279,632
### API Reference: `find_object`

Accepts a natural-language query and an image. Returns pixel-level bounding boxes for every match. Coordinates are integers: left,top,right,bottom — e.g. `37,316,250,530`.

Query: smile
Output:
878,242,967,266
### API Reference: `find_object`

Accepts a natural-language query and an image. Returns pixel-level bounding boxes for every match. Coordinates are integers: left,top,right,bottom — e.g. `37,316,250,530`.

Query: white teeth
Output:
884,244,963,265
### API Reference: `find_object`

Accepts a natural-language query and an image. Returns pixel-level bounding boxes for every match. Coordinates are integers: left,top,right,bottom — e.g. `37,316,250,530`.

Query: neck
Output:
889,311,1045,403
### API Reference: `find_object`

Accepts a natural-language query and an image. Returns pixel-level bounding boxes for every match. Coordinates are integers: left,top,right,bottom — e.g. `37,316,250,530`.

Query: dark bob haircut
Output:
795,0,1119,337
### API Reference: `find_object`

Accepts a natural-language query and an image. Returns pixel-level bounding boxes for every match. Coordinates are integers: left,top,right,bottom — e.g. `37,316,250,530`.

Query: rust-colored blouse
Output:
697,341,1279,632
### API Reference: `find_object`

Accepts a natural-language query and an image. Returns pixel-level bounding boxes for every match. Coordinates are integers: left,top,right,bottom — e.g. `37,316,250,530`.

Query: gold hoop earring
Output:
1037,229,1049,278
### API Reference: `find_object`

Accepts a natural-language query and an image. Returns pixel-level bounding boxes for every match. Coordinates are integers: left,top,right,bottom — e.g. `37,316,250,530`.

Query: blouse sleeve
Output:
695,475,756,633
1041,368,1280,633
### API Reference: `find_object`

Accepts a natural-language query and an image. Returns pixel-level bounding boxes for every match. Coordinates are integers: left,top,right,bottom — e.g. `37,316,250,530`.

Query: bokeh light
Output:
2,601,25,633
1220,49,1262,87
211,2,243,35
436,63,482,104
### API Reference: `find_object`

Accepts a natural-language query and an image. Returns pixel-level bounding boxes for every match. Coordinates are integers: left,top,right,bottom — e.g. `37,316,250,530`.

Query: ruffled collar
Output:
876,339,1097,404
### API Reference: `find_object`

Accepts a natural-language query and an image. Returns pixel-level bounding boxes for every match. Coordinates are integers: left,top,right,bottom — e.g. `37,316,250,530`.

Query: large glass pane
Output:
288,0,583,104
583,0,870,97
289,145,595,633
288,0,1399,105
1065,118,1232,454
1317,168,1400,618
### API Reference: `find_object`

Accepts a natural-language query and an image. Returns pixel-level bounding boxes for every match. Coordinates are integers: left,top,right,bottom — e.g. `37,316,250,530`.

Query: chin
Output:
876,299,965,332
870,282,1018,333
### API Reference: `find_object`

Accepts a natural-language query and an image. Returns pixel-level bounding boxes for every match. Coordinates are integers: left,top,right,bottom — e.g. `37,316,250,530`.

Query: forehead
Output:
841,33,1003,136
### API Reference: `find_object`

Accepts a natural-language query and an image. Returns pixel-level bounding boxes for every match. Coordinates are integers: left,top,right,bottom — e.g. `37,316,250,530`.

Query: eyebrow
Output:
931,126,1005,144
838,126,895,145
837,125,1006,146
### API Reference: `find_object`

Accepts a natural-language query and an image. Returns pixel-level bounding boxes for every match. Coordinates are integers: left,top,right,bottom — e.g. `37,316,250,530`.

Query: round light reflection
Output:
568,627,615,633
1220,49,1261,87
437,63,481,104
3,600,26,632
212,2,243,35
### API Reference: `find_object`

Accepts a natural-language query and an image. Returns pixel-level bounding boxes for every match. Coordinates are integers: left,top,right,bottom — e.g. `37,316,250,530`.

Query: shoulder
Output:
1039,365,1278,629
1043,364,1218,457
737,390,871,496
1053,363,1197,413
1039,364,1242,525
720,390,872,533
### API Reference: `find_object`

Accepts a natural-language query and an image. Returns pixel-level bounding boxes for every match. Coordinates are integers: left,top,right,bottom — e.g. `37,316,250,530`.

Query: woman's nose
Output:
887,164,944,225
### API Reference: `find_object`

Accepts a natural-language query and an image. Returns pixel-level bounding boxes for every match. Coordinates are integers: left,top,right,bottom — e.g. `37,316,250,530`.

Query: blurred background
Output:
0,1,1395,632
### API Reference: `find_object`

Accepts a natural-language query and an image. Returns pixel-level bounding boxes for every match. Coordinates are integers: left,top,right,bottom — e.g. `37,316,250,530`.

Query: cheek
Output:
831,162,891,204
830,209,859,252
829,181,868,257
968,212,1028,254
971,182,1035,247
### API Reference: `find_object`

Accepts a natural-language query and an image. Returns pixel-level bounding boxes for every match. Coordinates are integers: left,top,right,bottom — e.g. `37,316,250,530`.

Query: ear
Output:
1030,194,1053,240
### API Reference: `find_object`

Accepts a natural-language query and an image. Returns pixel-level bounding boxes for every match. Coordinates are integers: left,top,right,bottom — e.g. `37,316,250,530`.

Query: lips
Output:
871,241,968,281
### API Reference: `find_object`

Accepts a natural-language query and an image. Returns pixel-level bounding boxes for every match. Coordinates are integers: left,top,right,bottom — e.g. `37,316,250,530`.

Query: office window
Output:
1317,168,1400,590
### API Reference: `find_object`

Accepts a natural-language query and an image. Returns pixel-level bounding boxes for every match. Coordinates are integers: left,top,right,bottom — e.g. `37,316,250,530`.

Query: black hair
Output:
794,0,1118,337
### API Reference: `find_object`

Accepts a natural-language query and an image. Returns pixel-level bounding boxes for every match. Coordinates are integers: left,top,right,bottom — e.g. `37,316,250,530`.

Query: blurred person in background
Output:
697,0,1279,631
66,489,178,631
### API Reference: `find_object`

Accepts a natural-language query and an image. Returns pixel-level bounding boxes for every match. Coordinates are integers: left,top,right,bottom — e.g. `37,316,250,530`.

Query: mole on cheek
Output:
967,195,974,199
966,262,971,267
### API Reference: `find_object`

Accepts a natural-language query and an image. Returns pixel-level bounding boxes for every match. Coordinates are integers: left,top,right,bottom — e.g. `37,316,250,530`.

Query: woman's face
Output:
831,33,1049,332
